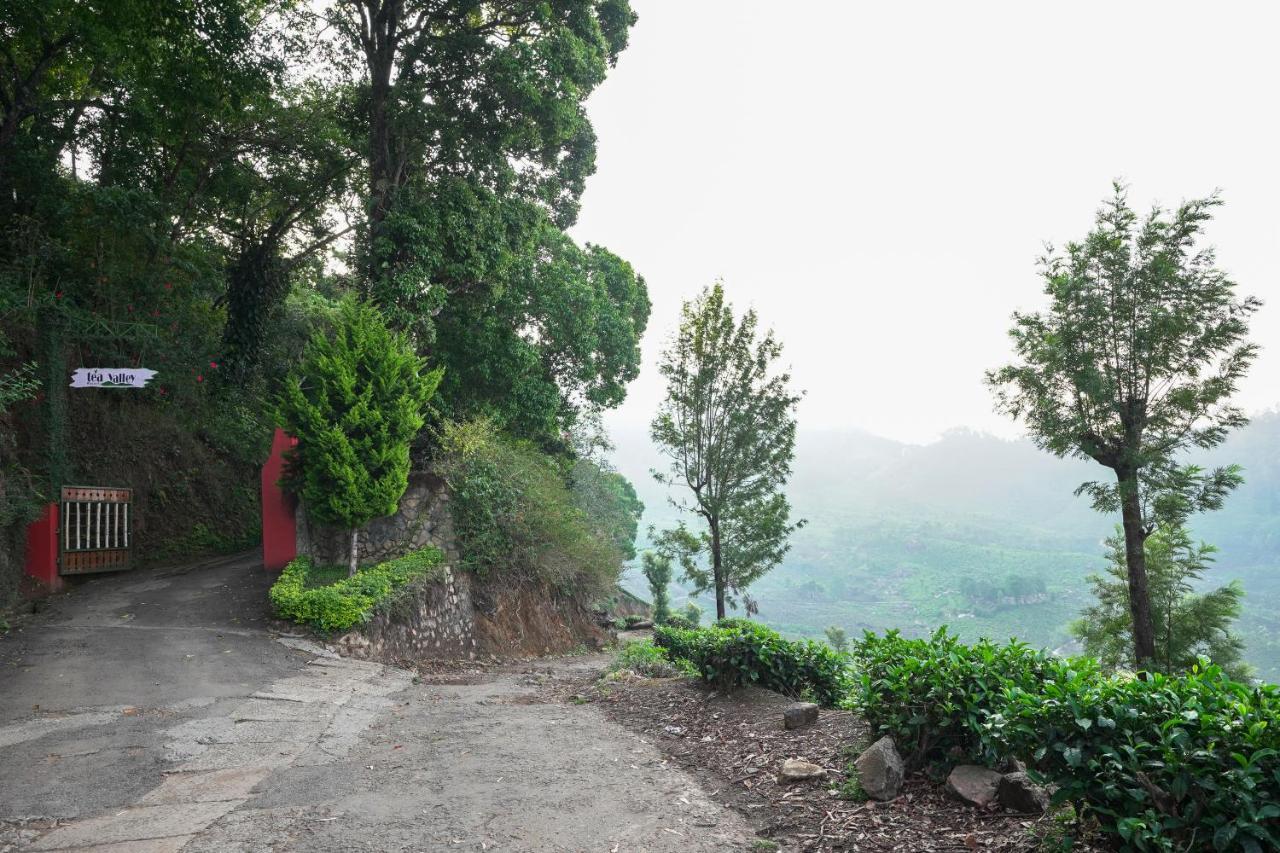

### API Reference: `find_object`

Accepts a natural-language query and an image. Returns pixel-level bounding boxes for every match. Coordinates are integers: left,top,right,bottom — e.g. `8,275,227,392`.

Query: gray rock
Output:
853,736,905,801
997,771,1049,813
778,758,826,784
782,703,819,730
945,765,1003,808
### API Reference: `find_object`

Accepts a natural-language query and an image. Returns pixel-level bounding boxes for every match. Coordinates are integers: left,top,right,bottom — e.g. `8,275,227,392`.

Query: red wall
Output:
23,502,62,591
261,428,298,572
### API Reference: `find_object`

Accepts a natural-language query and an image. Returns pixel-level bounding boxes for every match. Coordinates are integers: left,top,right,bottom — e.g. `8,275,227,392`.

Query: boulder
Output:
778,758,826,784
997,771,1049,814
783,703,819,730
945,765,1003,808
853,736,905,801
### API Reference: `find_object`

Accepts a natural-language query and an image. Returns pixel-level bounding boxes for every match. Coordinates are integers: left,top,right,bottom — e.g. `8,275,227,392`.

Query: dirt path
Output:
1,556,759,852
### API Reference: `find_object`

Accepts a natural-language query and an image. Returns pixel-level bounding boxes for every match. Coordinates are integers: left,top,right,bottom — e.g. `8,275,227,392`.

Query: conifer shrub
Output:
653,620,849,706
269,547,444,632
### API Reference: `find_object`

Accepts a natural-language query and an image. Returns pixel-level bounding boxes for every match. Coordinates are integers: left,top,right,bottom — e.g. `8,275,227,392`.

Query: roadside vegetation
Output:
269,548,444,633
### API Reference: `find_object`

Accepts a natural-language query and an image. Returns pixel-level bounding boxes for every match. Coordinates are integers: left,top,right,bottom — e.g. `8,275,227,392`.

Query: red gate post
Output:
261,428,298,571
24,502,62,592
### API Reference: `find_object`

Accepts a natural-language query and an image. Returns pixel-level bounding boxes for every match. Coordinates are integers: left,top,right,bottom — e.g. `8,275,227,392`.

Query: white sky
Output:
571,0,1280,445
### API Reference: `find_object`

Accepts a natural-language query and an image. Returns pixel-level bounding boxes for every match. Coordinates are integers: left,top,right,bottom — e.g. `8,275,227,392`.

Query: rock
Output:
783,703,819,730
778,758,827,784
945,765,1003,808
853,736,905,801
997,771,1049,813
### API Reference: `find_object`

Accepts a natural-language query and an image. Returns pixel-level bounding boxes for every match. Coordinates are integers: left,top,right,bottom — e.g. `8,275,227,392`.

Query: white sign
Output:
70,368,158,389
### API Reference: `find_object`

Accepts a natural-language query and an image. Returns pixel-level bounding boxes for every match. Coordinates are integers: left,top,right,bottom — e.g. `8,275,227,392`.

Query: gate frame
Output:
58,485,133,575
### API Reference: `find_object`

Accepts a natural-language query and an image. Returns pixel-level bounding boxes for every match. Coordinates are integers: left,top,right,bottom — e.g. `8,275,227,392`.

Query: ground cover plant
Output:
269,547,444,632
654,618,848,706
851,628,1280,852
609,638,692,679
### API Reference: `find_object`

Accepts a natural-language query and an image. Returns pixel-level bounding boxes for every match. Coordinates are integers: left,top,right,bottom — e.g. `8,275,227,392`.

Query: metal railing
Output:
60,486,132,574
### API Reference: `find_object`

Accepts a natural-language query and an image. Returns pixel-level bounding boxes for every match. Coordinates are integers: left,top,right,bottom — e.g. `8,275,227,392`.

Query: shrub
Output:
653,620,849,706
848,627,1095,768
269,547,444,632
990,662,1280,852
440,419,634,601
610,639,692,678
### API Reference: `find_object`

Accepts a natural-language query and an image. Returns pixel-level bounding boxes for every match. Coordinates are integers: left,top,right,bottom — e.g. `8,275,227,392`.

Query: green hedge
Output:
653,619,849,706
992,662,1280,852
849,627,1092,768
269,547,444,632
851,628,1280,852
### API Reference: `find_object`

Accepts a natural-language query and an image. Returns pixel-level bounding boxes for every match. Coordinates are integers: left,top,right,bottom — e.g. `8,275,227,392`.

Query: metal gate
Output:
59,486,133,575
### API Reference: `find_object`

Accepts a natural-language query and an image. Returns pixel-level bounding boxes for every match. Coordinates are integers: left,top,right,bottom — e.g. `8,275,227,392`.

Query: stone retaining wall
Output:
296,470,459,569
334,564,478,661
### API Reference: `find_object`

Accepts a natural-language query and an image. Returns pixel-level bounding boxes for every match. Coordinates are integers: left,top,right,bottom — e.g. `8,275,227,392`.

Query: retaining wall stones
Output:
334,564,479,661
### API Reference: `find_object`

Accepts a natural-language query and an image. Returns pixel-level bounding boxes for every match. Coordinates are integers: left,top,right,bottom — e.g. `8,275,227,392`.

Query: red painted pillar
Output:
261,428,298,571
24,502,62,592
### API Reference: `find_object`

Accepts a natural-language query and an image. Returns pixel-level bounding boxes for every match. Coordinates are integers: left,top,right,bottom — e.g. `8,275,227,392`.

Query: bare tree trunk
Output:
349,528,360,577
710,517,726,621
1118,471,1156,670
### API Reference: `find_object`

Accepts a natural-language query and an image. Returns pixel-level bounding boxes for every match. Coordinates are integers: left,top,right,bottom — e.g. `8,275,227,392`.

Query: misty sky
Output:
570,1,1280,445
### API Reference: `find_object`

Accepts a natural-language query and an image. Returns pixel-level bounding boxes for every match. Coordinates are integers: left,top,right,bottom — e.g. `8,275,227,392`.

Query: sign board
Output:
69,368,157,389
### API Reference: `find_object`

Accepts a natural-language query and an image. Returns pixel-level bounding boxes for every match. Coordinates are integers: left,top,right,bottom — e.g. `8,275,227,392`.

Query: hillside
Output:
611,410,1280,681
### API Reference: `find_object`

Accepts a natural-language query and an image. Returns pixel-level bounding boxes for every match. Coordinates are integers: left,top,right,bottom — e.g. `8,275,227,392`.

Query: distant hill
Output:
609,410,1280,681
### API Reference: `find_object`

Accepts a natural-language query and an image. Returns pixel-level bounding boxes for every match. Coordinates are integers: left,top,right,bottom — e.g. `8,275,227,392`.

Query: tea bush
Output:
989,662,1280,852
269,548,444,632
653,620,849,706
610,638,693,678
849,628,1089,768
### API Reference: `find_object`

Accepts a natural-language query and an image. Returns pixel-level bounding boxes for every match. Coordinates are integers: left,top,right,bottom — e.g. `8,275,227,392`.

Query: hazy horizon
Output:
570,0,1280,445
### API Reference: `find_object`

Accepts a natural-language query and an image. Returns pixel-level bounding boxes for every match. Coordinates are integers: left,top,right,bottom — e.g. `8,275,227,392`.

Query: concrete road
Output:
0,553,757,852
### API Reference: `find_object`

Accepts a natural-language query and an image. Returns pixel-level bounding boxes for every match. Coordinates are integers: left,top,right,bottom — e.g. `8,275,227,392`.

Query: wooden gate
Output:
59,486,133,575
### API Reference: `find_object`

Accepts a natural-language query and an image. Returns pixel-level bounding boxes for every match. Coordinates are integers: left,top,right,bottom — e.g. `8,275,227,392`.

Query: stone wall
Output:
333,564,478,661
295,470,459,569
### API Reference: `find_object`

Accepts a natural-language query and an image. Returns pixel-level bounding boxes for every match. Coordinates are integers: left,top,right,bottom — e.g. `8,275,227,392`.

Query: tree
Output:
651,282,804,620
987,186,1260,668
640,551,672,625
1072,525,1250,680
824,626,848,653
277,299,442,575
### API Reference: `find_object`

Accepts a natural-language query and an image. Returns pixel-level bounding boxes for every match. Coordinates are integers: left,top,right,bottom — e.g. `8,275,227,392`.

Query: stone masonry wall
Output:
333,564,478,661
295,470,460,569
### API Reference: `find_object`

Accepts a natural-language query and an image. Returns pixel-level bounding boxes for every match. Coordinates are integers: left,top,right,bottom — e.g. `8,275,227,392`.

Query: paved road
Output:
0,553,756,852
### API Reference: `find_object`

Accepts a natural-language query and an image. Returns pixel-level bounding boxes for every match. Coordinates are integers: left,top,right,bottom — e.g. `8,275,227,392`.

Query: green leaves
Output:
269,548,445,632
277,299,442,532
653,620,849,707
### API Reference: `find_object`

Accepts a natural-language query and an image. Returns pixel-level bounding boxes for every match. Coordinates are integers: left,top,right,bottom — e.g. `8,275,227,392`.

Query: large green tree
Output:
277,299,442,574
651,283,804,620
1072,525,1249,680
325,0,647,445
988,186,1260,669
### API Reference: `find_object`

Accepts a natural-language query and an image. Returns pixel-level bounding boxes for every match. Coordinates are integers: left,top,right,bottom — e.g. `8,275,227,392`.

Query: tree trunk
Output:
1118,472,1157,670
348,528,359,578
710,516,726,621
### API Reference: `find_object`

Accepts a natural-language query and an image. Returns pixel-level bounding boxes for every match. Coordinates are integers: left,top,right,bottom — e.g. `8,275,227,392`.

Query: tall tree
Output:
640,550,672,625
1072,525,1250,680
987,185,1260,668
651,283,804,620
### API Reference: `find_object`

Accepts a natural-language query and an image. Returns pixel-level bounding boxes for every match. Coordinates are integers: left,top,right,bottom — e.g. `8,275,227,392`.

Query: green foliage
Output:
987,185,1260,668
990,663,1280,852
1073,525,1250,680
848,627,1095,768
570,457,644,561
440,419,630,601
653,619,849,706
651,282,804,619
641,551,673,624
269,548,444,633
277,299,442,534
609,638,691,678
824,626,849,653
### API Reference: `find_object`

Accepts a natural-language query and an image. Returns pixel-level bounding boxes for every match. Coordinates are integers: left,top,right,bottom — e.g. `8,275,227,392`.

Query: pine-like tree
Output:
277,299,443,575
1072,525,1250,680
640,550,673,625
